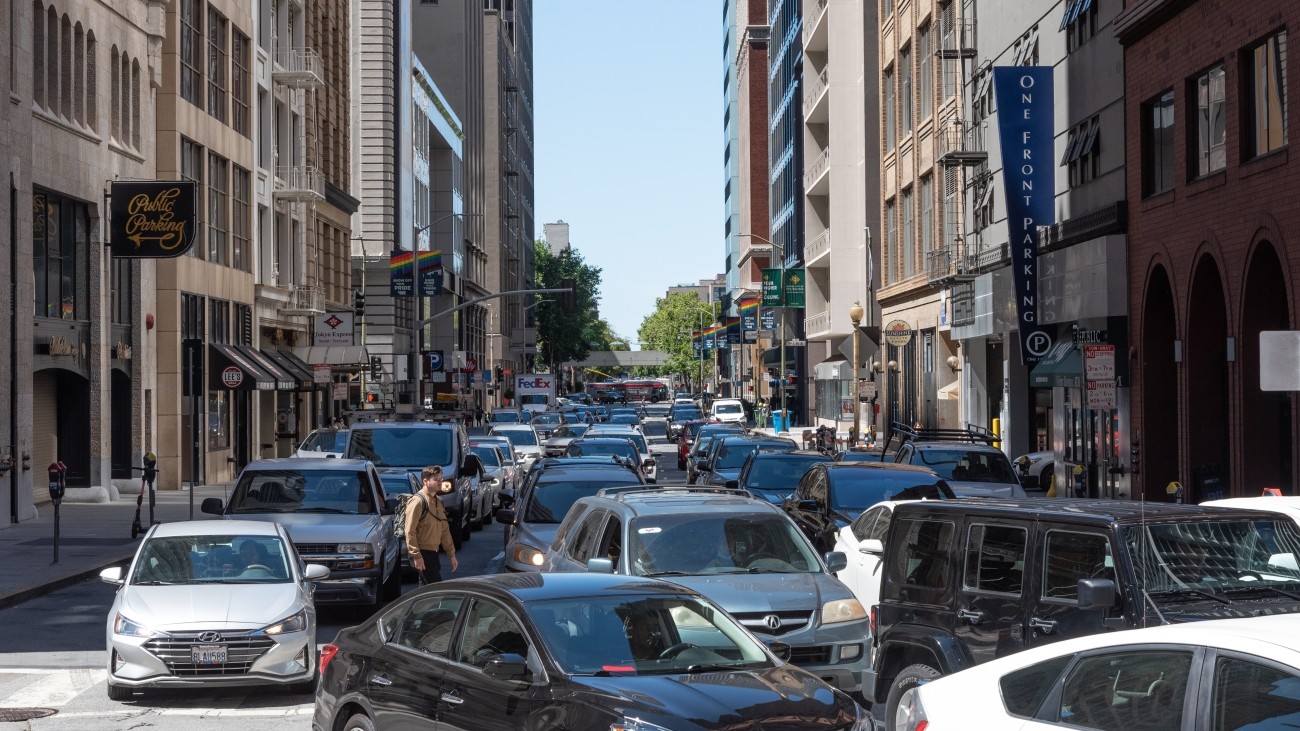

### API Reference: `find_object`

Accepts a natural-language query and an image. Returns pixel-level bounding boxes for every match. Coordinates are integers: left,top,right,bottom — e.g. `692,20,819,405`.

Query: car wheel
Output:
1039,464,1054,493
470,499,484,532
885,663,942,731
460,515,473,543
342,713,376,731
106,682,133,702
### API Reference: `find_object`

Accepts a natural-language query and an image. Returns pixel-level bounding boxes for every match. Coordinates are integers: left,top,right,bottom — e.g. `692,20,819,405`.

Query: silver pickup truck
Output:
201,458,401,609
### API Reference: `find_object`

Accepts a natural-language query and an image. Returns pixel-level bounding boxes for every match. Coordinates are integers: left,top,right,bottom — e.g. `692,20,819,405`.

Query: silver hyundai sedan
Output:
100,520,330,700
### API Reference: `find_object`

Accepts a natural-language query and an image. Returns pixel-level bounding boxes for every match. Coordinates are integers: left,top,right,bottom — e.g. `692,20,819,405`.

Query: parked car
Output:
496,457,645,572
866,498,1300,729
488,424,545,473
734,449,832,503
467,444,510,527
543,486,872,695
698,434,799,488
469,435,521,509
782,462,955,552
829,499,914,627
1012,449,1054,491
201,458,402,607
709,397,749,425
294,428,349,459
893,613,1300,731
312,573,873,731
102,520,329,700
344,422,483,549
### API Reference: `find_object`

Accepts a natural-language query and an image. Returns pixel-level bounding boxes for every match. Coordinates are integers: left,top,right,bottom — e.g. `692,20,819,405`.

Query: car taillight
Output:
870,605,878,637
319,643,340,676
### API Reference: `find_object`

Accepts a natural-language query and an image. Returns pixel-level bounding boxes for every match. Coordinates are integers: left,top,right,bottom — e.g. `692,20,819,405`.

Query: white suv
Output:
710,398,747,424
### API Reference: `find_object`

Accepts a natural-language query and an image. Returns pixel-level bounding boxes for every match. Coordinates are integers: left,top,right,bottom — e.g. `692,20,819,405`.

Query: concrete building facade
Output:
543,220,569,255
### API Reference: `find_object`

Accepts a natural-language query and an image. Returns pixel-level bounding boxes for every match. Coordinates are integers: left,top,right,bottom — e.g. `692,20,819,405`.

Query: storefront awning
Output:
1029,340,1083,388
209,344,276,391
937,380,960,400
262,348,316,389
235,346,296,390
813,357,850,380
292,345,370,368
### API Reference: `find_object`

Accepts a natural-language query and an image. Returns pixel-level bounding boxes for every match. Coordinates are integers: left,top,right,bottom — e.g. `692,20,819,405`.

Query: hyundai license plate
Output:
191,644,227,665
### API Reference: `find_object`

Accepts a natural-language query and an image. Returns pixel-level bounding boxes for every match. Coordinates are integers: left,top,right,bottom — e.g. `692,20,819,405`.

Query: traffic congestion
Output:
22,382,1289,731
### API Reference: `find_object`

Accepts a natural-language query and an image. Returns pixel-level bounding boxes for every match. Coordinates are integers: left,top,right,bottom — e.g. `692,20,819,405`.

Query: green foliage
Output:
637,292,719,389
534,241,604,367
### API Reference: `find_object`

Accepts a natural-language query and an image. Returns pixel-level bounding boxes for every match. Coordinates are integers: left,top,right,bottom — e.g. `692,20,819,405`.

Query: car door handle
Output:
1029,617,1058,634
957,608,984,624
441,692,465,706
371,674,392,686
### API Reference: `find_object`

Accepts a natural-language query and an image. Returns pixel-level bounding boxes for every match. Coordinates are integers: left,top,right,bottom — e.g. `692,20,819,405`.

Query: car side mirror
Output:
304,563,331,581
860,538,884,555
1077,578,1118,610
201,497,225,515
99,566,124,585
798,499,819,512
496,509,517,525
725,480,739,489
383,497,399,515
586,557,615,574
824,551,848,573
462,453,484,476
759,637,792,662
482,653,531,682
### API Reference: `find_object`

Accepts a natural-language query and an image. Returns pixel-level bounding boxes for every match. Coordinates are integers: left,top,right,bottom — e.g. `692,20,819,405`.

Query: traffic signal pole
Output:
416,287,574,327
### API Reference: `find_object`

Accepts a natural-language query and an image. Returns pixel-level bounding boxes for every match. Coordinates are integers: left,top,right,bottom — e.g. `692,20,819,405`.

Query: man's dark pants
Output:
416,551,444,585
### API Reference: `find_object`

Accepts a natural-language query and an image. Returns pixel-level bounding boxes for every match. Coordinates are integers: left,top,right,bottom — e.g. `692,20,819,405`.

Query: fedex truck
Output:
515,373,557,414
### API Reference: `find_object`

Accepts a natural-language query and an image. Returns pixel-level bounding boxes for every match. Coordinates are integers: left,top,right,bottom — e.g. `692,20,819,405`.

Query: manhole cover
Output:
0,708,57,722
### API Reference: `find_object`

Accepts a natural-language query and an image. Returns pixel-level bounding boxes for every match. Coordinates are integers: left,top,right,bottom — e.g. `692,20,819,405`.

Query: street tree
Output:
533,241,603,370
637,292,719,391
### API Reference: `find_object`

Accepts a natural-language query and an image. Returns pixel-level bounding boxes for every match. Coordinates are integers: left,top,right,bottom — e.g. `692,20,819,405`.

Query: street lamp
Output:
849,300,864,448
738,232,789,430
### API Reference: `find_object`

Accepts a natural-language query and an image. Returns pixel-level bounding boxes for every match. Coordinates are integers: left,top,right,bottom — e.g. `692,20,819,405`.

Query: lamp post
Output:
849,300,864,448
738,232,788,430
412,212,483,411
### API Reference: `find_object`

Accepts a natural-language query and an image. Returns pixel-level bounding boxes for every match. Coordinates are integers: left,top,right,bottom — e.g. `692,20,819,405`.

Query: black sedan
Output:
313,573,874,731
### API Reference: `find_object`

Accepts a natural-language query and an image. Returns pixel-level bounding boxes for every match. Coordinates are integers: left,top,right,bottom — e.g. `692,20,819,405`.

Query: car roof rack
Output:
595,485,755,500
879,420,997,461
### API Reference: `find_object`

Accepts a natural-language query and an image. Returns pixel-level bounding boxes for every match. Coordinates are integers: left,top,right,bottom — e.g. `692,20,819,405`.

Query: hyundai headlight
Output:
513,544,546,567
609,717,673,731
113,613,157,638
337,543,373,554
821,598,867,625
263,609,308,636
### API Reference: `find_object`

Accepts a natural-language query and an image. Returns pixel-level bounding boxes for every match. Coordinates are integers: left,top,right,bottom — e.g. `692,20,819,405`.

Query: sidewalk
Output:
0,483,233,610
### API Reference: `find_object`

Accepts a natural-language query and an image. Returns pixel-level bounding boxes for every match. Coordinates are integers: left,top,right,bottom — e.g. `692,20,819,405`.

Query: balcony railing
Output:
272,166,325,202
271,49,324,87
802,0,829,47
936,120,988,167
803,66,829,114
806,229,832,266
804,146,831,192
279,286,325,316
805,310,831,338
937,20,977,58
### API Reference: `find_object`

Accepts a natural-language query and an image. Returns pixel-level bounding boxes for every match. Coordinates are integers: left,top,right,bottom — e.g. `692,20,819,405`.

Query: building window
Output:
1142,91,1175,196
45,8,56,114
207,390,230,450
1012,28,1039,66
882,0,893,17
1063,0,1099,52
180,0,203,109
180,137,205,258
884,69,896,149
86,32,97,131
231,30,250,136
885,199,897,284
234,303,252,346
207,7,228,123
32,1,43,107
112,258,132,325
72,24,83,123
972,66,995,122
120,53,132,148
918,25,932,121
110,48,119,141
208,298,229,344
900,47,913,134
901,187,915,278
1246,31,1288,159
973,174,995,231
1192,64,1226,177
1063,116,1102,188
208,152,229,266
940,2,957,99
32,189,90,321
232,166,250,271
131,59,141,149
920,175,934,257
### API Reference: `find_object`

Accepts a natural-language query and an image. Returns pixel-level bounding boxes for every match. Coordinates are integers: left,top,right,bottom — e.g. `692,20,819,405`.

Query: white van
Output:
710,398,747,424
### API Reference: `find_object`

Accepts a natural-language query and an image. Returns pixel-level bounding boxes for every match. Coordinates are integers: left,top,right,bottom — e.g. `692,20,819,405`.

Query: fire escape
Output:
271,43,326,318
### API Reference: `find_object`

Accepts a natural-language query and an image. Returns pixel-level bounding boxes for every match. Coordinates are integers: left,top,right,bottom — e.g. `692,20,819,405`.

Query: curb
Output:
0,552,134,611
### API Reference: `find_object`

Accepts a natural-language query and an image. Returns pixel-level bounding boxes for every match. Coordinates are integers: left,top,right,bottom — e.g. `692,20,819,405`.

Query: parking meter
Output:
47,462,65,504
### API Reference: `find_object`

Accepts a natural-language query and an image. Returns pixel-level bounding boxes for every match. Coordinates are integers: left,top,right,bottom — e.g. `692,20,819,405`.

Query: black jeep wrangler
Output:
865,498,1300,730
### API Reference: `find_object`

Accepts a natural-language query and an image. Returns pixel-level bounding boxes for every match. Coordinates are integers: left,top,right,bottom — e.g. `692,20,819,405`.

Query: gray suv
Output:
541,485,870,694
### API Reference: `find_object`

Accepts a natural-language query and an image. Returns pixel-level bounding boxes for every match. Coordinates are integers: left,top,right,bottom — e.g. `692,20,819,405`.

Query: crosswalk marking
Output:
0,668,106,708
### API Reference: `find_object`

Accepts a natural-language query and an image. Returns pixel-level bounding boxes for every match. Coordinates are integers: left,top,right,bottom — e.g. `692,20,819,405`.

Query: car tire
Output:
342,712,376,731
106,682,133,702
885,663,942,731
470,501,484,532
1039,464,1054,493
460,515,473,543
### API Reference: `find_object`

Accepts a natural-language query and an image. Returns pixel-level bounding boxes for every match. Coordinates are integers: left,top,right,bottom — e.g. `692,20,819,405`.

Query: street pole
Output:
351,236,368,411
777,241,787,431
850,301,864,448
414,212,483,413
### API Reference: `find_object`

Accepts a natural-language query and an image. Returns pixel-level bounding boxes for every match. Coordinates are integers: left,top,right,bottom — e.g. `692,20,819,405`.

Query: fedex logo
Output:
517,377,553,388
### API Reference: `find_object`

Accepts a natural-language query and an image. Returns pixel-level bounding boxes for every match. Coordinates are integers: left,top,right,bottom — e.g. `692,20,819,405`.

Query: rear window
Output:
493,428,539,447
642,421,668,437
713,403,744,415
742,455,827,490
830,470,955,511
471,446,502,467
347,427,454,468
525,478,641,524
300,430,347,452
914,448,1017,484
566,440,638,461
229,469,375,514
491,411,522,423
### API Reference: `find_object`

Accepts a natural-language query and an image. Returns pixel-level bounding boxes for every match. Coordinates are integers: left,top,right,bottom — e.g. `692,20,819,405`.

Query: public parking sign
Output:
427,350,444,372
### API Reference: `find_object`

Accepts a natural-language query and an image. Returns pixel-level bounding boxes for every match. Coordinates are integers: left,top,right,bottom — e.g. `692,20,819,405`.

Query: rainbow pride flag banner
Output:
739,298,759,331
418,250,443,297
390,251,415,297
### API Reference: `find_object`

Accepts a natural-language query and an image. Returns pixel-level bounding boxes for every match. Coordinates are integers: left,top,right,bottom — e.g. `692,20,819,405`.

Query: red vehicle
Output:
675,419,710,471
585,379,671,404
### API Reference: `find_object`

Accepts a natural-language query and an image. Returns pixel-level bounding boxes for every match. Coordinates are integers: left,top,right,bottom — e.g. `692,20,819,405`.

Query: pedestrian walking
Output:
405,465,459,585
475,406,485,427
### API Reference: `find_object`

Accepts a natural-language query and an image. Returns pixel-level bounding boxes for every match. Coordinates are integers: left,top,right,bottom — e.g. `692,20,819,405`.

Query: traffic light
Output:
494,365,503,383
370,356,383,382
354,288,366,318
366,392,377,404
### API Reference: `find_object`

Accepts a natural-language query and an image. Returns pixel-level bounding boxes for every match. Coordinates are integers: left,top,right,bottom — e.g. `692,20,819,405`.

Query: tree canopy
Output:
533,242,604,369
636,291,719,390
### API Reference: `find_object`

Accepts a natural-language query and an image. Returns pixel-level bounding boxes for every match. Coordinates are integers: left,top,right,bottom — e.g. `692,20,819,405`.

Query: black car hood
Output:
570,664,855,729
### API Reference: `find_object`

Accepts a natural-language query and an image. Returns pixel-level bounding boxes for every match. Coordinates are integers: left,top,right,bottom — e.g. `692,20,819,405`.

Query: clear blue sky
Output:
534,0,722,346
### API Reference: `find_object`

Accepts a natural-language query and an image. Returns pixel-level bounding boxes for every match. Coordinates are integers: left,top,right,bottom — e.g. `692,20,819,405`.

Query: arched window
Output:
46,8,57,114
109,47,119,141
60,14,71,119
32,1,44,107
120,52,131,146
73,23,83,124
131,59,141,149
85,31,96,131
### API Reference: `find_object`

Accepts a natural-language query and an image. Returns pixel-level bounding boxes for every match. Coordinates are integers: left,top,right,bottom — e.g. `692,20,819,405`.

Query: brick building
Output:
1118,0,1296,500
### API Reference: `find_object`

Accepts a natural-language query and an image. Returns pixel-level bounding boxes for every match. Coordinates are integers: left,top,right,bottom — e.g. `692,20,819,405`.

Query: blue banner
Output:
760,308,776,331
993,66,1056,365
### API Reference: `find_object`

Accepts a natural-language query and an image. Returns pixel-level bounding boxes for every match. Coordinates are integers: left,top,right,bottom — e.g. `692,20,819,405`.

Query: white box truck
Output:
515,373,556,414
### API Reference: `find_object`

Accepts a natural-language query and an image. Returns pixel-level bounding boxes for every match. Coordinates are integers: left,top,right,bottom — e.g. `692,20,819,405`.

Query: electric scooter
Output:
130,452,159,539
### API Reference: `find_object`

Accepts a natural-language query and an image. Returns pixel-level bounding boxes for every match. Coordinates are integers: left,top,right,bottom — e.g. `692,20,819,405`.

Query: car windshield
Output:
715,441,795,469
550,425,590,439
610,415,640,425
1124,518,1300,594
471,446,502,468
641,421,668,437
532,413,563,425
598,431,647,454
494,428,539,447
912,448,1018,483
629,513,821,576
379,474,417,496
742,455,828,491
229,469,376,514
642,405,671,418
524,478,641,523
131,534,292,584
829,471,954,512
566,440,638,462
714,403,743,415
491,411,522,423
346,427,454,468
300,430,348,452
530,594,772,676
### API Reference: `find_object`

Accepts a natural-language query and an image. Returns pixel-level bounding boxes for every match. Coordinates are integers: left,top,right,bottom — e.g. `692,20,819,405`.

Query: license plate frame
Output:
191,644,227,665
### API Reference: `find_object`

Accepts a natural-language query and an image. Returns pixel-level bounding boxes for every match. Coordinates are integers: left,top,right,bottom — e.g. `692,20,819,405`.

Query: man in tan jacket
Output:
405,465,459,584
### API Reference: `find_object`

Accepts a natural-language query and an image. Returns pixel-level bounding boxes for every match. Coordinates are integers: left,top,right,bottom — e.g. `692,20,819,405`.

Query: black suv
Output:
783,462,955,552
866,498,1300,729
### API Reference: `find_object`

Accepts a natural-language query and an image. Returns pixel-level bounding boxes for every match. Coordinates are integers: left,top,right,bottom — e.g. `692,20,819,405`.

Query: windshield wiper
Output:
133,580,183,586
1152,586,1233,605
685,663,740,674
645,570,690,577
1224,583,1300,602
295,507,353,514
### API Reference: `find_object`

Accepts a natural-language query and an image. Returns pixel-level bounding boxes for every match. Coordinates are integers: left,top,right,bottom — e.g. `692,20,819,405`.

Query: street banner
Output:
761,269,783,307
390,251,415,297
760,307,776,331
726,317,741,345
109,181,199,258
692,331,702,355
418,250,443,297
740,298,759,331
993,65,1055,364
783,269,806,308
